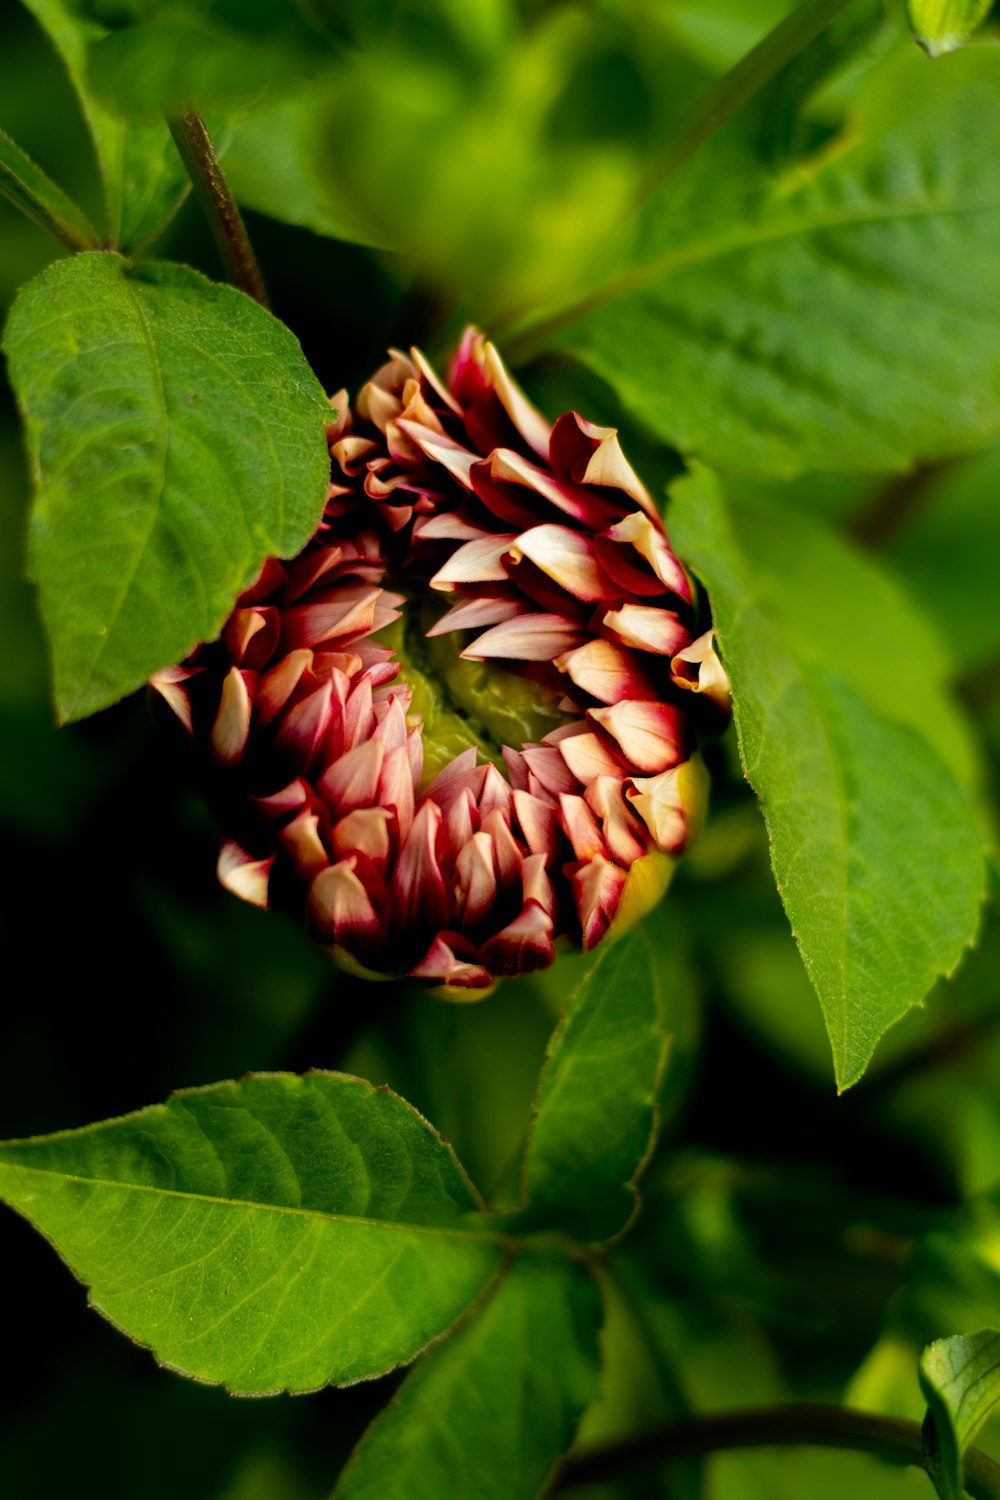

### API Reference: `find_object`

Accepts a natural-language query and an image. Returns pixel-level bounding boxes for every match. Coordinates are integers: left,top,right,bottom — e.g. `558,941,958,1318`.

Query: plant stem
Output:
552,1403,1000,1498
167,109,269,309
638,0,859,202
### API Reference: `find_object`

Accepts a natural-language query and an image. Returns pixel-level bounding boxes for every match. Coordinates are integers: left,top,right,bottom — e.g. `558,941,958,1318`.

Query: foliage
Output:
2,0,1000,1496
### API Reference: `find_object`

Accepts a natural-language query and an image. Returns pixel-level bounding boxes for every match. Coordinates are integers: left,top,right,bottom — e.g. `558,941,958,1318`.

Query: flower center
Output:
386,593,573,786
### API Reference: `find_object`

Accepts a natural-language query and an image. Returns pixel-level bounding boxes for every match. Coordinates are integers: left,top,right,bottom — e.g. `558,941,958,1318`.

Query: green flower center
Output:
384,595,573,785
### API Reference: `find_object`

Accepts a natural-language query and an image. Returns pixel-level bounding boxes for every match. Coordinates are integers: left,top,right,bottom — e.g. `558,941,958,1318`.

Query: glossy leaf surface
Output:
542,47,1000,477
668,467,985,1087
21,0,191,251
515,930,668,1241
3,252,331,722
0,1073,506,1394
334,1255,602,1500
920,1329,1000,1500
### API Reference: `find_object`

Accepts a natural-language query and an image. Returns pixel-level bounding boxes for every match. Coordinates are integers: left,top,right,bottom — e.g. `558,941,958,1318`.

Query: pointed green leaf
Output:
920,1330,1000,1500
3,251,331,723
21,0,191,250
908,1,994,57
0,1073,506,1394
0,127,99,251
514,930,669,1241
667,467,985,1088
539,46,1000,476
334,1255,601,1500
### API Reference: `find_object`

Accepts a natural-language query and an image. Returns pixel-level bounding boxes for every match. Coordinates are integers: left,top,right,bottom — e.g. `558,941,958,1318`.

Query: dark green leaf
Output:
921,1329,1000,1500
668,467,985,1087
0,1072,506,1394
334,1255,601,1500
3,252,331,722
88,23,291,120
908,0,994,57
539,46,1000,477
514,930,669,1241
0,126,99,251
21,0,190,250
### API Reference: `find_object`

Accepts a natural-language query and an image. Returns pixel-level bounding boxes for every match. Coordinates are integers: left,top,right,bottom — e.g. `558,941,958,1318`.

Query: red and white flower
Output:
152,329,727,991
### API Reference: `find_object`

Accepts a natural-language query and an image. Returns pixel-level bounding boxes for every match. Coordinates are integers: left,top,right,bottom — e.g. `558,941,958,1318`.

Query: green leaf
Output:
0,1072,506,1394
908,0,994,57
514,930,669,1241
539,46,1000,477
920,1329,1000,1500
21,0,191,250
3,251,331,723
667,467,985,1088
0,126,99,251
334,1255,601,1500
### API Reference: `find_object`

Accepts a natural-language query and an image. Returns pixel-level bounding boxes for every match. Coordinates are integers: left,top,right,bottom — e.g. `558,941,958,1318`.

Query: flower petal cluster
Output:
153,329,726,990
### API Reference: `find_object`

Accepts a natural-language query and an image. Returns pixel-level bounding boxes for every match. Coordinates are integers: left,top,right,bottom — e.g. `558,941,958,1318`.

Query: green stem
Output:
638,0,859,202
552,1403,1000,1498
167,109,269,309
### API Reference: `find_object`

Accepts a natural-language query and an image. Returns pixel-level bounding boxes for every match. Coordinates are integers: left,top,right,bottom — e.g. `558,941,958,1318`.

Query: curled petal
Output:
255,649,313,728
222,606,280,671
558,793,609,863
585,775,649,866
426,594,529,638
480,900,554,976
555,638,658,705
670,630,732,715
626,757,708,855
318,738,385,815
210,666,253,767
308,856,383,954
407,933,492,990
556,729,625,784
150,664,198,734
218,839,273,907
461,614,586,663
600,512,691,603
275,807,329,882
430,535,516,589
549,411,656,519
390,802,449,933
332,806,392,872
508,524,616,604
396,420,478,489
455,831,498,928
601,603,690,657
569,855,628,950
589,700,686,774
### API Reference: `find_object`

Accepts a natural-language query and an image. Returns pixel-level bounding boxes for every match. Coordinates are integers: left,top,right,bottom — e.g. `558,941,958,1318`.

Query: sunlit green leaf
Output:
539,46,1000,476
668,467,985,1087
20,0,191,250
0,1072,506,1393
921,1329,1000,1500
0,126,99,251
908,0,994,57
3,251,331,722
514,929,669,1241
334,1255,601,1500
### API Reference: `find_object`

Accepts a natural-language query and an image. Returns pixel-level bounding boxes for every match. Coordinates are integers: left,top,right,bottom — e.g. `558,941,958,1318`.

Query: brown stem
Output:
552,1403,1000,1498
167,109,269,309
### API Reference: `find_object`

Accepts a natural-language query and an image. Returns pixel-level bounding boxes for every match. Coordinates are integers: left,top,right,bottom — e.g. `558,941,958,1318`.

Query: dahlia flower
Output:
152,329,727,992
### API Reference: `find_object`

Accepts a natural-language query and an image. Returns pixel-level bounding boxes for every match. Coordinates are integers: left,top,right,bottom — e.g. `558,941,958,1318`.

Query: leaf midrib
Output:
0,1160,508,1245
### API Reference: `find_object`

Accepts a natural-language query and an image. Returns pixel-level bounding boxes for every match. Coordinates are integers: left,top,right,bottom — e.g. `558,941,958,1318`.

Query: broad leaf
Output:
334,1255,601,1500
515,930,669,1241
21,0,190,250
920,1329,1000,1500
0,127,99,251
3,252,331,723
908,0,994,57
0,1073,506,1394
538,46,1000,477
668,467,985,1087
